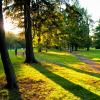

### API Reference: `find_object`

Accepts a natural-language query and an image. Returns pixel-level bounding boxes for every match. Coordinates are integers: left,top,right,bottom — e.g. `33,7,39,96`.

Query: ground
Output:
0,49,100,100
72,52,100,70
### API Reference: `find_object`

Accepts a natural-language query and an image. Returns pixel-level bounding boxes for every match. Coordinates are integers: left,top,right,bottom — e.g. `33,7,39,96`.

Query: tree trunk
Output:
0,0,17,89
72,44,74,51
46,48,48,52
15,47,17,56
24,0,37,63
69,45,72,53
38,31,42,53
75,44,78,51
86,47,90,51
67,43,70,50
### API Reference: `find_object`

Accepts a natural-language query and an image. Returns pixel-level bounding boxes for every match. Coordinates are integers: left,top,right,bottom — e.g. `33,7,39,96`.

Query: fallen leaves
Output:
18,78,55,100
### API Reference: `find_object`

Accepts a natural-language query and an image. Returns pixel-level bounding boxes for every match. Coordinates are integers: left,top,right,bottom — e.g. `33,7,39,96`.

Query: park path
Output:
72,52,100,71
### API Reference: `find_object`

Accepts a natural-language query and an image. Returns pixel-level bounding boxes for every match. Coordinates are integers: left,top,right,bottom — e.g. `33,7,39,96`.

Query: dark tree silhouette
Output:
24,0,37,63
0,0,17,89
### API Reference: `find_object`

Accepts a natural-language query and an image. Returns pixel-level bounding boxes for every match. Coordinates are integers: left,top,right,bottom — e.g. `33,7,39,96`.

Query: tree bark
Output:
24,0,37,63
0,0,17,89
75,44,78,51
15,47,17,56
86,47,90,51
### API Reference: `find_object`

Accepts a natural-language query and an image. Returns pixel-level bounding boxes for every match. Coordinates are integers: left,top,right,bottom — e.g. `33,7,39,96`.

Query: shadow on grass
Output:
0,77,21,100
57,63,100,78
8,88,21,100
32,63,100,100
35,52,78,64
35,52,100,78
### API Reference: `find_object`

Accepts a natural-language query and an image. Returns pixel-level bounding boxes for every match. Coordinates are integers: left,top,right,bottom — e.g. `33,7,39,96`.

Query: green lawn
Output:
0,49,100,100
75,48,100,63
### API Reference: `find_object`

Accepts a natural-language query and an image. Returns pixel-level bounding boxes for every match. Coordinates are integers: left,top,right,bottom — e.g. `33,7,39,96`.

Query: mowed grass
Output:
0,49,100,100
75,48,100,63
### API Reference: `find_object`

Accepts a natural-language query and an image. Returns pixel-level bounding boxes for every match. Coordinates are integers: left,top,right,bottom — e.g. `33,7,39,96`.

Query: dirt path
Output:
72,53,100,71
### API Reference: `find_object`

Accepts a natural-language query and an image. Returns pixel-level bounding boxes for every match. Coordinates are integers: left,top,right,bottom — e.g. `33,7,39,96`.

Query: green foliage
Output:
4,0,92,52
93,21,100,49
1,0,99,99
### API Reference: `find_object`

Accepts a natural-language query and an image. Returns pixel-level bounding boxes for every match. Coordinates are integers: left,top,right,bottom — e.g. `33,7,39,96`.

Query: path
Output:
72,53,100,71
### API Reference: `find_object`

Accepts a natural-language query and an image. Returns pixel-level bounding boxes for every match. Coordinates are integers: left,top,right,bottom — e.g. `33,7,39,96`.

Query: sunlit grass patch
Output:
92,58,100,61
14,49,100,99
35,51,79,65
32,63,100,99
77,49,100,63
14,63,81,100
47,51,71,56
0,49,100,99
67,62,100,73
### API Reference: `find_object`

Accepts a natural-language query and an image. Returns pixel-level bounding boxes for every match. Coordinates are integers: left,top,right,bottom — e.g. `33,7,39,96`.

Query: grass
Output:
74,48,100,63
0,49,100,100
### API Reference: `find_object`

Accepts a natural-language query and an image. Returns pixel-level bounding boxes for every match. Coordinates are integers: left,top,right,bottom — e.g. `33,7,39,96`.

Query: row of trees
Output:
0,0,18,89
93,20,100,49
5,0,92,52
0,0,93,90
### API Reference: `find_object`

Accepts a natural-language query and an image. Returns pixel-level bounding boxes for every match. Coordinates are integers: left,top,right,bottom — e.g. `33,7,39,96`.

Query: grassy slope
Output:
0,49,100,100
75,48,100,63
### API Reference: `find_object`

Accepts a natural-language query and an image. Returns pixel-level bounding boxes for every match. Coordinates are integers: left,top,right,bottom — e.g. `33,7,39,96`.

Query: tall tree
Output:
24,0,37,63
0,0,17,89
4,0,38,63
93,19,100,49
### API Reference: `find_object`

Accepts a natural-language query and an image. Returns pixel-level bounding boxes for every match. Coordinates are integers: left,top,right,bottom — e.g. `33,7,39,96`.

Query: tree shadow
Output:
57,63,100,78
35,52,100,78
32,63,100,100
35,52,78,64
0,77,21,100
8,88,22,100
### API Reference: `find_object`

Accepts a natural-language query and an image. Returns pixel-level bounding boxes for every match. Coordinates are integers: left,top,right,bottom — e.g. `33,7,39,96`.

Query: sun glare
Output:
4,19,23,34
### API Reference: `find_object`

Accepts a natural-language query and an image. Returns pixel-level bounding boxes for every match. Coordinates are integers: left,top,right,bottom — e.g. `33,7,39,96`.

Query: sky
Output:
79,0,100,22
4,18,23,34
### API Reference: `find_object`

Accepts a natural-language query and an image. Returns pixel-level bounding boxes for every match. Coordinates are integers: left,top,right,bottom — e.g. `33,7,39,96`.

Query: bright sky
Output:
79,0,100,22
4,18,23,34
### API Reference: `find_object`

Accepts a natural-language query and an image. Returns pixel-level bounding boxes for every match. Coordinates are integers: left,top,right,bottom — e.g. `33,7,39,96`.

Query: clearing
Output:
0,49,100,100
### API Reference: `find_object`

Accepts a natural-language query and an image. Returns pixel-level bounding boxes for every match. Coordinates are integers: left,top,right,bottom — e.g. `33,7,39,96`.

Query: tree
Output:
94,20,100,49
5,0,38,63
78,8,92,51
24,0,37,63
0,0,17,89
4,0,92,53
63,5,92,51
